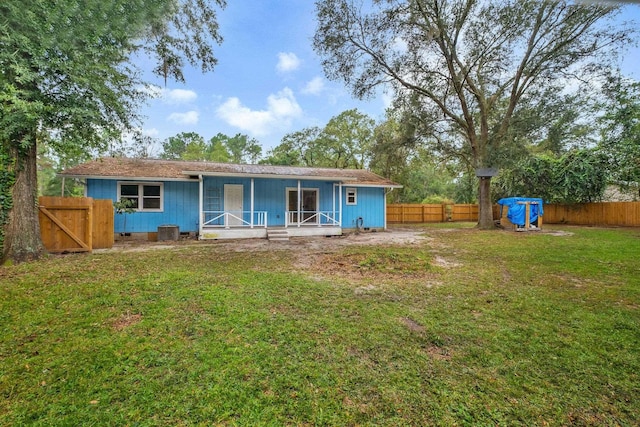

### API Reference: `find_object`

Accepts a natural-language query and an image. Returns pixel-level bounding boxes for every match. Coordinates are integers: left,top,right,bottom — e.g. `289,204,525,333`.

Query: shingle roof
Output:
60,157,402,187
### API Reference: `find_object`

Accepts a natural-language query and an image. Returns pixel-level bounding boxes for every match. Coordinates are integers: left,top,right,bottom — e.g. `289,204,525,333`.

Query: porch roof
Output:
61,157,402,187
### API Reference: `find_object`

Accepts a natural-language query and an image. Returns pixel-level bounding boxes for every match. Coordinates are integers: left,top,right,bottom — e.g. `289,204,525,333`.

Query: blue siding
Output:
203,177,338,227
86,176,388,233
342,187,386,229
87,178,199,233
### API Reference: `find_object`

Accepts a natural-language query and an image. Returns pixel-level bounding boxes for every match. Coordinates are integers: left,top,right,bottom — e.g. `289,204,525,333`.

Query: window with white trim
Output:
346,188,357,205
117,182,163,211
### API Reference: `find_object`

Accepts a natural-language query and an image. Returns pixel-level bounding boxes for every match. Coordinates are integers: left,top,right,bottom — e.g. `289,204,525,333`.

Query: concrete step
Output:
267,229,289,241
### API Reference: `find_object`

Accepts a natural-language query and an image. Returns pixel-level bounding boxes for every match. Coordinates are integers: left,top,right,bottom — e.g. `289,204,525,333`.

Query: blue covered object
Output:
497,197,544,226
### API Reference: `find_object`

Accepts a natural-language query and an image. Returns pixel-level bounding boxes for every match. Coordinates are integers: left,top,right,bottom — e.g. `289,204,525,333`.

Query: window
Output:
118,182,163,211
346,188,357,205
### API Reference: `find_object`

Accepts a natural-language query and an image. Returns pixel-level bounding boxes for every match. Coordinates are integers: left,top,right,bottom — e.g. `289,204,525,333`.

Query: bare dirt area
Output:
94,225,578,288
103,227,428,254
100,228,433,285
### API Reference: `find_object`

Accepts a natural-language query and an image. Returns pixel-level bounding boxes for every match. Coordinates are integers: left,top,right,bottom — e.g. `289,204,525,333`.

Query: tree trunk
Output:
477,176,495,229
2,135,46,263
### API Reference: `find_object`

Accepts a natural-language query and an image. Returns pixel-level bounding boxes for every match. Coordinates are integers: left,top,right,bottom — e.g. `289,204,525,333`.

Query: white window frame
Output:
346,187,357,205
117,181,164,212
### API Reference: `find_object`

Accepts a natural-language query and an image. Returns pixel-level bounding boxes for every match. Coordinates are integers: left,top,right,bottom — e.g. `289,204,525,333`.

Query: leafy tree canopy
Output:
0,0,225,262
210,133,262,164
159,132,262,164
599,76,640,188
313,0,632,227
263,109,375,169
262,127,324,166
493,149,609,204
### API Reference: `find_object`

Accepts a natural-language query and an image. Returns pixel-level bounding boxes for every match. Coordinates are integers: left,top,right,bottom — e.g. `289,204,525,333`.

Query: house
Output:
60,157,402,240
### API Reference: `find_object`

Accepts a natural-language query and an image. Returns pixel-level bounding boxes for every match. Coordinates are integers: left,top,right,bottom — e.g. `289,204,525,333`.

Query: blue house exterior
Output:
61,158,401,240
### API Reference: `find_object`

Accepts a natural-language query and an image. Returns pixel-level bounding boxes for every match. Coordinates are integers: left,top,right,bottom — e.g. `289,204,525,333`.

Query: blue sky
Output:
136,1,640,156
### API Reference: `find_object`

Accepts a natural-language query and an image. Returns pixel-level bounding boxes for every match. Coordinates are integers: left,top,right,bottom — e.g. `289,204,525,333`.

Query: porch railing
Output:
285,211,340,227
202,211,267,228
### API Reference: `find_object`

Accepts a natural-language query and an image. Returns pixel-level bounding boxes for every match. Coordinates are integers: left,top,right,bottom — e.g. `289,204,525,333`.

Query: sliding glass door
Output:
287,188,318,224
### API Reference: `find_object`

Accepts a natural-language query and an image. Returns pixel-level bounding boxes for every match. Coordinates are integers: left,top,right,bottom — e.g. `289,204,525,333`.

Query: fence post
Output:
87,201,93,251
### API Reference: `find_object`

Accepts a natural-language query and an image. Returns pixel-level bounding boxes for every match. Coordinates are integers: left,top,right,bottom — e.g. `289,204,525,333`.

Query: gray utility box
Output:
157,225,179,241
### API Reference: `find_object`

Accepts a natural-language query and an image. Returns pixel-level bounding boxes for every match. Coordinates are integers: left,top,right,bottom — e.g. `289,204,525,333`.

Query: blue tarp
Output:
497,197,544,226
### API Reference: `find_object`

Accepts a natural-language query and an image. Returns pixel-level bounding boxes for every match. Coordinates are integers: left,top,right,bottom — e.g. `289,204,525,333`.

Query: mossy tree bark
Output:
2,134,45,263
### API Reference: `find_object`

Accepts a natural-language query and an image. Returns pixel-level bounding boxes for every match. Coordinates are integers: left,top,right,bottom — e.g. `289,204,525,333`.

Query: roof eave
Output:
346,183,403,189
182,170,359,182
58,173,196,182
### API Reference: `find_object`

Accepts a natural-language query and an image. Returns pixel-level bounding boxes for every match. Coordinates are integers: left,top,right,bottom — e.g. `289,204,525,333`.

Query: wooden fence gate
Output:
38,197,114,253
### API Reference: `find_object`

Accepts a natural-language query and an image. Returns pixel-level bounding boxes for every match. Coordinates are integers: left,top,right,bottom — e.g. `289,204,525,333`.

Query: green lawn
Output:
1,225,639,426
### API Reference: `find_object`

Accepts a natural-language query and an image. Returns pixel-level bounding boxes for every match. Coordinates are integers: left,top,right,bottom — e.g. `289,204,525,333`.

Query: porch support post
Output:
250,178,254,228
333,184,336,225
338,182,343,227
384,188,388,230
384,188,395,230
297,179,301,227
198,175,203,239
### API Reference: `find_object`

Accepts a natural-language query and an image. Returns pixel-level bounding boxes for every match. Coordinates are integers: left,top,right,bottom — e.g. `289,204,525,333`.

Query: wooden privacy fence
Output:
39,197,114,253
543,202,640,226
387,203,480,223
387,202,640,227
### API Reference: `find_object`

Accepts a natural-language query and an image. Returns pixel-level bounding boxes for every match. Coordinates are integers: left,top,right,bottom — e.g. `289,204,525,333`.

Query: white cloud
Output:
276,52,301,73
301,77,325,95
164,88,198,104
167,110,200,125
142,85,198,104
216,88,302,136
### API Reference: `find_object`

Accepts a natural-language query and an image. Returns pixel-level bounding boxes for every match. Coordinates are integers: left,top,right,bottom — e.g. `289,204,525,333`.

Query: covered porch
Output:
195,175,347,240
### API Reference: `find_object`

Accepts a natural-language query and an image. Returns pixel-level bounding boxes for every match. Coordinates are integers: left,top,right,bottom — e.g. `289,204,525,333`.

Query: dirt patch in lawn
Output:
104,227,428,254
111,312,142,331
431,255,461,268
101,227,434,284
308,246,435,284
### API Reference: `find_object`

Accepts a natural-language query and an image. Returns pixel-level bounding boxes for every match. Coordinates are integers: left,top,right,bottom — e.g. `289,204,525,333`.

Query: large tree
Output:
263,109,375,168
159,132,263,163
368,112,417,186
599,76,640,191
160,132,208,160
322,109,375,169
493,149,609,203
313,0,631,228
0,0,224,262
262,127,324,166
210,133,262,164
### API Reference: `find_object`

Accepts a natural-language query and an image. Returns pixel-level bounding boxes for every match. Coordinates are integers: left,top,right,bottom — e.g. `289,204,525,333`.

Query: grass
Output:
1,225,639,426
